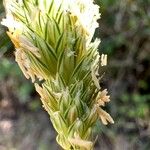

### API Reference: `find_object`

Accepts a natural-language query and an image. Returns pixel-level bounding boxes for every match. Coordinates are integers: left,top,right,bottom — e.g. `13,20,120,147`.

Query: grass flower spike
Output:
2,0,114,149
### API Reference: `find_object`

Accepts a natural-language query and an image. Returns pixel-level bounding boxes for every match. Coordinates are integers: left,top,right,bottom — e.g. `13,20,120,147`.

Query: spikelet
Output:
2,0,114,149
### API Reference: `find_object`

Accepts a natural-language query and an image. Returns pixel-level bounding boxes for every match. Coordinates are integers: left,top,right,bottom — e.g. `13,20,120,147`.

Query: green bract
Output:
2,0,114,149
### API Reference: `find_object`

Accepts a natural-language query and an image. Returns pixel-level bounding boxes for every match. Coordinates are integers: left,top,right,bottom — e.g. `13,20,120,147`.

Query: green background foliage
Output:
0,0,150,149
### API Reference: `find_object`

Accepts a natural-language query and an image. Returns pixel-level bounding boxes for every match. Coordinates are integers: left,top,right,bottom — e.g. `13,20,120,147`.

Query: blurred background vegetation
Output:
0,0,150,149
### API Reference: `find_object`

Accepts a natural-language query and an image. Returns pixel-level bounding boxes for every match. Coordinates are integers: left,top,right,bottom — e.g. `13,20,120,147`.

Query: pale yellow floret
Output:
91,68,100,89
97,108,114,125
19,36,41,58
101,54,107,66
15,49,30,79
96,89,110,106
